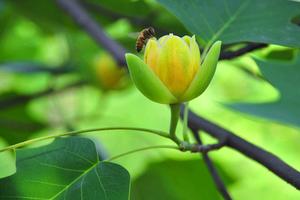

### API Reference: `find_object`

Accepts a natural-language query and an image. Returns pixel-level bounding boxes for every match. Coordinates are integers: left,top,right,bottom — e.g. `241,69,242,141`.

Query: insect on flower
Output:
136,27,155,52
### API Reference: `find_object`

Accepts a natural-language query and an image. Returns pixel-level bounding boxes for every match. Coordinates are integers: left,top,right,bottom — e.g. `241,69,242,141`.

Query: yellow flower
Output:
144,34,200,98
93,53,127,90
126,34,221,104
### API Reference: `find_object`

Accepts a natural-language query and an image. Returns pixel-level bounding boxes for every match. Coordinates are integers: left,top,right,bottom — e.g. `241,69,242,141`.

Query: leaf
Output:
0,137,130,200
0,94,46,144
0,138,16,179
230,54,300,127
88,0,151,17
9,0,67,33
157,0,300,47
131,159,234,200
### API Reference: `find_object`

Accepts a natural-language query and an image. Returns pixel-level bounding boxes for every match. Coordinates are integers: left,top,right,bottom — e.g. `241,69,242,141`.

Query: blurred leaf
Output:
0,138,15,178
264,49,295,61
0,92,46,144
230,54,300,127
88,0,150,17
157,0,300,47
131,159,234,200
9,0,68,33
0,137,130,200
0,0,5,13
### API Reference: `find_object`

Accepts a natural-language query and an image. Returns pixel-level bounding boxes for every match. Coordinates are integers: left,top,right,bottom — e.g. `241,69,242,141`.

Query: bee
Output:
136,27,155,52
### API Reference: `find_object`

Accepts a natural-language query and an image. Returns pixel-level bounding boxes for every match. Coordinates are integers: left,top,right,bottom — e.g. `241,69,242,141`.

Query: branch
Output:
220,43,268,60
187,111,300,190
184,138,227,153
56,0,127,66
191,127,232,200
0,62,73,74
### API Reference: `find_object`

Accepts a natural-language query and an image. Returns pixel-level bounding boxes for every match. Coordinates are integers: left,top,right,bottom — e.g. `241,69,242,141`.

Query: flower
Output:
126,34,221,104
93,53,127,91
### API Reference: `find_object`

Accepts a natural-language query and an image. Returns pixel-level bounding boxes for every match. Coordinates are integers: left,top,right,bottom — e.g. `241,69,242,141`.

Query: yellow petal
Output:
144,38,160,74
156,35,195,97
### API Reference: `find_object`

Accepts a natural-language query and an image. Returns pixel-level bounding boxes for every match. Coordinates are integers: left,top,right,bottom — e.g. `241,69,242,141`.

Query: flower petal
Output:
156,35,194,97
144,38,160,73
181,41,221,101
126,53,177,104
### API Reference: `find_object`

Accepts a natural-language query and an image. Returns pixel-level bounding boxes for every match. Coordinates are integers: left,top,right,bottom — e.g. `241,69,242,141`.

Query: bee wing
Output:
128,32,140,39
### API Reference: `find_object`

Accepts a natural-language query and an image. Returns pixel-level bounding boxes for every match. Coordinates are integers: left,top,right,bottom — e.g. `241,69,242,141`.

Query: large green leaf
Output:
0,138,15,179
131,159,234,200
0,137,130,200
88,0,150,17
230,54,300,127
157,0,300,47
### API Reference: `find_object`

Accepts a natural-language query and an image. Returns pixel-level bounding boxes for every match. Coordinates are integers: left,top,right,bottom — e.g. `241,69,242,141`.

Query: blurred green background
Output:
0,0,299,199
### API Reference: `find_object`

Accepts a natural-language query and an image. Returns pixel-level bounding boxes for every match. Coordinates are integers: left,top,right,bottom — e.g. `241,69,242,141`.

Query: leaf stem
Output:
169,104,181,144
0,127,172,153
106,145,180,161
182,102,190,143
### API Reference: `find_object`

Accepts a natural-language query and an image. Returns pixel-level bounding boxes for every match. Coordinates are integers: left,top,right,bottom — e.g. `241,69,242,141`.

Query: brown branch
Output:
191,127,232,200
187,110,300,190
220,43,268,60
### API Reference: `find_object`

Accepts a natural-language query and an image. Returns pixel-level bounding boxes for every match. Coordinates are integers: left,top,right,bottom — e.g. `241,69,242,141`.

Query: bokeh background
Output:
0,0,299,199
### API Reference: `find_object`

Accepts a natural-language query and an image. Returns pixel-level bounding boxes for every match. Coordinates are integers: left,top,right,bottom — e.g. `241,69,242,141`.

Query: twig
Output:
0,127,171,153
191,127,232,200
188,137,227,153
106,145,180,161
187,111,300,190
220,43,268,60
56,0,127,65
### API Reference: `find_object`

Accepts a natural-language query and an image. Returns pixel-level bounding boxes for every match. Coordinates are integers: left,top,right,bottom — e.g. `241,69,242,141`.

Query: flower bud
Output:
93,53,127,91
126,34,221,104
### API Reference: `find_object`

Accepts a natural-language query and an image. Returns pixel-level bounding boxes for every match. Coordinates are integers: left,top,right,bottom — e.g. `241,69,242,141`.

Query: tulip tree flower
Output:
93,53,128,91
126,33,221,142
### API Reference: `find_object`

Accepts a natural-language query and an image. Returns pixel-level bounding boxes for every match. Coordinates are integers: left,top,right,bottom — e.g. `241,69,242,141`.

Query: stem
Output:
182,102,190,143
193,130,232,200
106,145,180,161
0,127,171,153
169,104,181,144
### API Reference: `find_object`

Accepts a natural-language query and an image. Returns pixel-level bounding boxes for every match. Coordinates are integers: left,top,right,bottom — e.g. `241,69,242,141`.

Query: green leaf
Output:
230,54,300,127
157,0,300,47
125,53,177,104
0,94,46,144
0,137,130,200
131,159,234,200
88,0,151,17
9,0,67,33
0,138,15,179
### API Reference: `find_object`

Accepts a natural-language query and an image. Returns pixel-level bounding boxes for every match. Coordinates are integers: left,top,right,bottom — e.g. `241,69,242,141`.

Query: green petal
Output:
125,53,177,104
181,41,222,101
